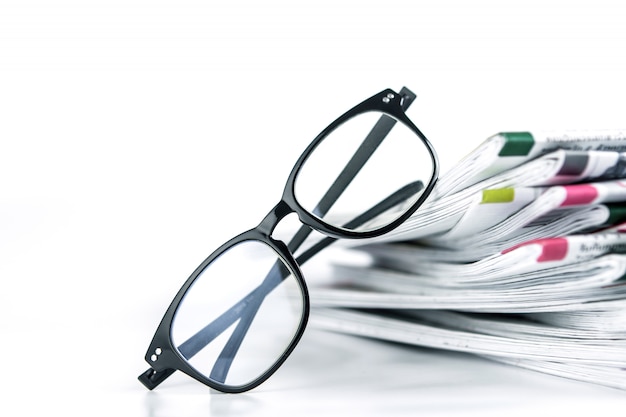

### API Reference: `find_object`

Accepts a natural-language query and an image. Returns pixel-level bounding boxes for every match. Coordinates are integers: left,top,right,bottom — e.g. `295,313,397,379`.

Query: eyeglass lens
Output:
294,111,434,233
170,240,305,387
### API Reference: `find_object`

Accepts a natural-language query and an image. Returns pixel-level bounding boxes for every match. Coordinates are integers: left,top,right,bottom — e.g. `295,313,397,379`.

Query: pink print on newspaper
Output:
502,237,568,262
559,180,626,207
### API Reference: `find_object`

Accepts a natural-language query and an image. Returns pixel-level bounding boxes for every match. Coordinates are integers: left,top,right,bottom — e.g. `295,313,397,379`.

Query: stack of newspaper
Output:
309,130,626,390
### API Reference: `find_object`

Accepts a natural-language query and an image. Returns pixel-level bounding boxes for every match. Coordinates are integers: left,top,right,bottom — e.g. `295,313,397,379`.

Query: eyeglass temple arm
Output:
139,87,418,389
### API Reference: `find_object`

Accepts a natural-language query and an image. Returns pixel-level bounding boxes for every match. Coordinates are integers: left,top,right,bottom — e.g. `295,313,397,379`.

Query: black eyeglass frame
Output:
139,87,439,393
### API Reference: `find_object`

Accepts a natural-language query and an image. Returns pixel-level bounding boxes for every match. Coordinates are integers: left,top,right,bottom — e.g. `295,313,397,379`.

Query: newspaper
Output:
309,129,626,390
310,308,626,390
435,130,626,196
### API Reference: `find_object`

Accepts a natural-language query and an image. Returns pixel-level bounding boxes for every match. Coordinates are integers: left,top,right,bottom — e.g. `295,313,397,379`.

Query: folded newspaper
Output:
308,130,626,390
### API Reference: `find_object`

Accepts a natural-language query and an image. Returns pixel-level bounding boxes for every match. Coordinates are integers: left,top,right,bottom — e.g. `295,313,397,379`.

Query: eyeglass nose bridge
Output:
256,200,297,237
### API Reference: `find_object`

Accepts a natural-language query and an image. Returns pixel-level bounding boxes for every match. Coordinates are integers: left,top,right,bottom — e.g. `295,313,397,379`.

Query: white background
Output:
2,0,626,416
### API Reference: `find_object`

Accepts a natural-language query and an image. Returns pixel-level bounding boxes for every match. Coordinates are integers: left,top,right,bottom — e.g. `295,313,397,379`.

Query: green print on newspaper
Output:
498,132,534,156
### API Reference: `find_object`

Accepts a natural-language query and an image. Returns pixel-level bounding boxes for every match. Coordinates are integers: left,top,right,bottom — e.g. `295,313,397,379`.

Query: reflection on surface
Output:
209,394,260,416
144,390,260,417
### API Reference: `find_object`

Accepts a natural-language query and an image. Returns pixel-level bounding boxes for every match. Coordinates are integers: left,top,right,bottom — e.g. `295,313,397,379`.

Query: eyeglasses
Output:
138,87,439,393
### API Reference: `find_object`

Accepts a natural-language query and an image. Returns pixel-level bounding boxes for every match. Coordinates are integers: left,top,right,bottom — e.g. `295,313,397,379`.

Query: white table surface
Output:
3,1,626,415
5,313,626,417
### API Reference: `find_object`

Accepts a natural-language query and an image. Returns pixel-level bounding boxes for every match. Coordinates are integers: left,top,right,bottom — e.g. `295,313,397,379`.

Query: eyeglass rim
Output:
141,228,310,393
282,88,439,240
